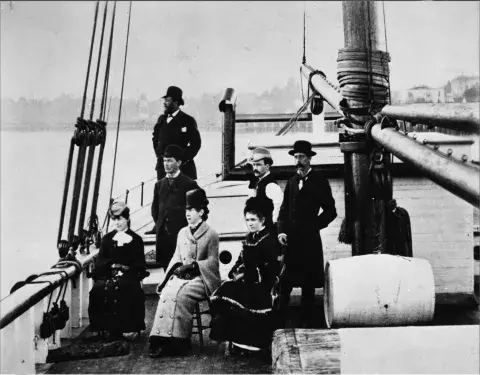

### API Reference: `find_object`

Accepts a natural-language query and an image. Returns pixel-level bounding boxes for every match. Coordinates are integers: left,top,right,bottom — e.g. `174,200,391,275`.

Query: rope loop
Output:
336,117,366,135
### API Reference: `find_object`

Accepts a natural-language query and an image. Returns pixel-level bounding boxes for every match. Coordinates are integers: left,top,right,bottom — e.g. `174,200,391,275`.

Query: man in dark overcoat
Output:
151,144,199,267
277,140,337,327
152,86,201,181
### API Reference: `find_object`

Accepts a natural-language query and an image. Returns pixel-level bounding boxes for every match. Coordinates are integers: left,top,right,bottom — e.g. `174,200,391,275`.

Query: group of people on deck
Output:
87,85,337,357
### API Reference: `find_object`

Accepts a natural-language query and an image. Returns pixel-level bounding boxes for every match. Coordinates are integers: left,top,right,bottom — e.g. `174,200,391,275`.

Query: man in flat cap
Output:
150,144,199,267
277,140,337,328
248,147,283,231
152,86,201,181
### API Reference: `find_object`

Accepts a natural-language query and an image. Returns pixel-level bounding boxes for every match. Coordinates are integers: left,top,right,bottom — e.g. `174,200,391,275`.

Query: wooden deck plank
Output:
47,296,272,374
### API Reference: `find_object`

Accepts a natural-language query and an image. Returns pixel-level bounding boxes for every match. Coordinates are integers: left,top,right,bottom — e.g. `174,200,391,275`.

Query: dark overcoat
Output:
277,170,337,287
88,229,147,333
209,228,279,349
152,110,201,179
151,173,199,267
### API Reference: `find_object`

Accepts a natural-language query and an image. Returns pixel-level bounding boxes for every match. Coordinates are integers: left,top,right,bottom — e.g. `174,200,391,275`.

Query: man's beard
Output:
296,163,304,169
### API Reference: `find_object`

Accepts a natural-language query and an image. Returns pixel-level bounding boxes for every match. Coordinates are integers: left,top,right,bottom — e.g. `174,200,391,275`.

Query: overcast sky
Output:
1,1,479,100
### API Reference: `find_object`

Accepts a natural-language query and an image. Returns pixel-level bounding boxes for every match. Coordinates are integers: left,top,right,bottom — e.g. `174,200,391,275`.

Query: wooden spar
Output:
236,112,313,123
381,103,480,135
219,88,237,179
300,65,344,114
340,1,386,255
370,123,480,207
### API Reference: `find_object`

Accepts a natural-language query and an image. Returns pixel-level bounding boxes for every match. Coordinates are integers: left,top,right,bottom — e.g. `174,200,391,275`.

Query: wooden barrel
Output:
324,254,435,327
272,326,480,374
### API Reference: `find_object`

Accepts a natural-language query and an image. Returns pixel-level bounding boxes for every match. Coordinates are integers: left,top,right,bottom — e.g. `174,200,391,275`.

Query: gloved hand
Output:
174,263,200,279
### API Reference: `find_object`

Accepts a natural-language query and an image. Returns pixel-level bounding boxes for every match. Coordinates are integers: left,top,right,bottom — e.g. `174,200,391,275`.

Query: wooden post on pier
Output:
340,1,389,255
219,88,237,180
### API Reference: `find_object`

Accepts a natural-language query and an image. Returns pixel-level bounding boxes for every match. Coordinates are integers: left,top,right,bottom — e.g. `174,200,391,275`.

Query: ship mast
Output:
340,1,390,255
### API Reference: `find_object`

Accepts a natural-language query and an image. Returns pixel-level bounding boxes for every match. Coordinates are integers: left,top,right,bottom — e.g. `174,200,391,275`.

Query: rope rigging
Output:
80,0,117,254
106,0,133,231
57,0,121,258
57,0,100,250
65,0,109,252
276,4,324,137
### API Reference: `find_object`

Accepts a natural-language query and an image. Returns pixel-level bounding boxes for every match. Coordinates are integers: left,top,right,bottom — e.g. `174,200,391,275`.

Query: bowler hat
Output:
186,188,209,210
163,144,184,160
248,147,273,165
109,201,130,219
162,85,185,106
288,140,316,157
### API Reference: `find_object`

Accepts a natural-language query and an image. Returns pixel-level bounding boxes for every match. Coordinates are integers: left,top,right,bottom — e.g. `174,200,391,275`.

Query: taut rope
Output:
106,0,133,230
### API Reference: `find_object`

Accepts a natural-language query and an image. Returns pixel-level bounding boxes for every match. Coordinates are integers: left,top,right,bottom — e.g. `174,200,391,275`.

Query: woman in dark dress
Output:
88,202,148,341
209,197,279,351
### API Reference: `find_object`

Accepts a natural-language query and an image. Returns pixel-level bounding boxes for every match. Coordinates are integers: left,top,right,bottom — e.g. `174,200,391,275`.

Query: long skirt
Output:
209,280,274,349
150,276,206,339
88,276,145,333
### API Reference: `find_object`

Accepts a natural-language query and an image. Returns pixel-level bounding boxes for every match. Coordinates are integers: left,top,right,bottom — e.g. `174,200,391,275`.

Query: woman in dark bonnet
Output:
88,202,148,341
209,196,279,352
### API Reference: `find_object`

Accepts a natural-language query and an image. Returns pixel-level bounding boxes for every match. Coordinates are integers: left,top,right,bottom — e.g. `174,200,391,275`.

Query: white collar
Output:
168,109,180,118
166,170,181,178
257,171,271,182
297,168,312,178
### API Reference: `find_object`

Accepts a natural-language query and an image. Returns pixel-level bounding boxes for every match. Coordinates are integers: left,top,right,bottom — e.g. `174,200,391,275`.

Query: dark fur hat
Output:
244,196,274,220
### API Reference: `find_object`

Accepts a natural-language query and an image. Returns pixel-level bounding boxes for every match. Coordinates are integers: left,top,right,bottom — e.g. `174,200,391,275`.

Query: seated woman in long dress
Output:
88,202,148,341
209,197,279,352
149,188,221,357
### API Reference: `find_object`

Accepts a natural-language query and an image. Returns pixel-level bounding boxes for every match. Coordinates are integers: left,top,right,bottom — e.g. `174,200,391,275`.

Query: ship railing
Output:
0,250,98,375
107,171,222,233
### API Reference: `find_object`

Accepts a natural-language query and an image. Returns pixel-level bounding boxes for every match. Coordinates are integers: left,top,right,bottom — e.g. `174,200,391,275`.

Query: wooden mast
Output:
341,1,388,255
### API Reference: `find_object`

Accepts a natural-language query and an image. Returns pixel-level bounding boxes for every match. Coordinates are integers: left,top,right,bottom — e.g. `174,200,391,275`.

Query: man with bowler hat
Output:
146,86,201,235
277,140,337,328
152,86,201,181
150,144,199,267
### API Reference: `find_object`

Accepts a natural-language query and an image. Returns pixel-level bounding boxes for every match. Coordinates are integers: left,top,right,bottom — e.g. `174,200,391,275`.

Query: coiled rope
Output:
337,4,391,118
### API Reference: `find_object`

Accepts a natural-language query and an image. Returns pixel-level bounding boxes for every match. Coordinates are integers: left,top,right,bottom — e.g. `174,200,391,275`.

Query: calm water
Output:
2,121,477,299
0,127,310,298
0,129,223,298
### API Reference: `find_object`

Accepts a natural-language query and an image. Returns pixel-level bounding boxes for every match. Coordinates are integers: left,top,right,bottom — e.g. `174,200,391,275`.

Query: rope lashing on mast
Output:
337,3,394,252
105,0,133,231
337,48,391,117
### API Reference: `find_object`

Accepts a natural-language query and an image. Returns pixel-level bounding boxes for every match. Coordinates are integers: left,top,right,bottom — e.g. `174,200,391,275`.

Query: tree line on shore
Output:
1,78,305,131
2,75,478,131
